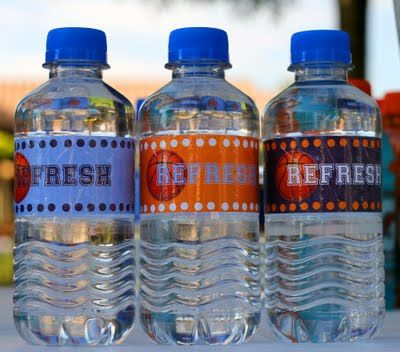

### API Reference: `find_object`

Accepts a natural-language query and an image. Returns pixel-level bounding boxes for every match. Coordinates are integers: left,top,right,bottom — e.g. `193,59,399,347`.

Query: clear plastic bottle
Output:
138,27,261,345
13,27,135,346
262,30,384,342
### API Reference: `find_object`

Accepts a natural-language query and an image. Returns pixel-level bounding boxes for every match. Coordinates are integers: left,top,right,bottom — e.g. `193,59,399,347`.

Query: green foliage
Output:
0,131,13,160
0,254,13,286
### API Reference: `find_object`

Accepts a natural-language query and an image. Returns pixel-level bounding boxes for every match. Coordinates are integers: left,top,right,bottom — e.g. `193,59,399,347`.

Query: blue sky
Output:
367,0,400,97
0,0,397,98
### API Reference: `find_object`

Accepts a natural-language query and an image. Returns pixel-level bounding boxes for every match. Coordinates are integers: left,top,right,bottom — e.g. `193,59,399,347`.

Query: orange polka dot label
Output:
140,135,259,214
264,136,382,214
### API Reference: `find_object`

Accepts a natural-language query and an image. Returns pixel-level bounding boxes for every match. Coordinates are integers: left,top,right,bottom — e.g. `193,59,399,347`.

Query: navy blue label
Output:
14,136,135,216
264,136,382,214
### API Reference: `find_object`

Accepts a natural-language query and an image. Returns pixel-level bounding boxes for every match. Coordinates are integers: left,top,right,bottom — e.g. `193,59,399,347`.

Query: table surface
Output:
1,288,399,351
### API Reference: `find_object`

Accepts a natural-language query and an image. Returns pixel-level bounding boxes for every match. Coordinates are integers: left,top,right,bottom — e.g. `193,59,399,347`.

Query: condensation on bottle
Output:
138,27,261,345
13,27,136,346
262,30,384,343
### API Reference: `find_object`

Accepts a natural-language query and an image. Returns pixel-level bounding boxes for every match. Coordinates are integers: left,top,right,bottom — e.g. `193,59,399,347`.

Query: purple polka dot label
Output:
264,136,382,214
14,136,135,217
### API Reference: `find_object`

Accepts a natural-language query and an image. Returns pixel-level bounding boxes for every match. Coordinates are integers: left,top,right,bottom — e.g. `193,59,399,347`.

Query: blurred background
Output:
1,0,400,308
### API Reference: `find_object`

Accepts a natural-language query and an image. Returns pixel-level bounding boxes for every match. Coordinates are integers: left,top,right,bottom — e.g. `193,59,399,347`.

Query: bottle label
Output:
264,136,382,214
140,135,259,214
14,136,135,216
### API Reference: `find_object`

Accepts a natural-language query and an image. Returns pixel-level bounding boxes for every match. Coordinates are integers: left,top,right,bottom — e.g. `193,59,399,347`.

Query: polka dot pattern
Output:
140,201,261,214
139,135,260,151
139,135,259,214
15,201,136,214
266,199,382,213
14,136,135,216
264,136,382,215
264,136,381,153
15,136,135,153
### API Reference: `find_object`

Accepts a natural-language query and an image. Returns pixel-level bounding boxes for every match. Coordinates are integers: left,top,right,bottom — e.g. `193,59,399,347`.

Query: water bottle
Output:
262,30,384,342
138,27,261,345
13,27,136,346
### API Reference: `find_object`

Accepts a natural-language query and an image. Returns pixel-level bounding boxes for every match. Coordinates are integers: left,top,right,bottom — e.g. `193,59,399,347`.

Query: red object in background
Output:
349,78,371,96
376,98,384,111
381,92,400,119
381,92,400,174
382,92,400,147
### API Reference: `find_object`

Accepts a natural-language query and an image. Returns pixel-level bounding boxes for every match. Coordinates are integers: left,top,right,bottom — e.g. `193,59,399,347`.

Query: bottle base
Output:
267,307,384,343
14,308,134,346
140,307,260,345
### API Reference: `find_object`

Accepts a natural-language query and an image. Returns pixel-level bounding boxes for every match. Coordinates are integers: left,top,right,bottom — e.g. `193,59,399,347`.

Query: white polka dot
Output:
222,202,229,211
233,202,239,211
160,140,166,149
182,138,190,147
255,204,259,211
243,140,249,148
158,204,165,212
242,203,248,211
151,142,157,150
194,202,203,211
223,138,230,147
180,202,189,210
144,142,148,150
234,139,240,147
207,202,215,210
255,142,258,150
169,203,176,211
208,138,217,146
150,205,155,213
250,140,254,148
196,138,204,147
170,139,178,148
250,202,254,210
140,143,143,151
143,204,147,212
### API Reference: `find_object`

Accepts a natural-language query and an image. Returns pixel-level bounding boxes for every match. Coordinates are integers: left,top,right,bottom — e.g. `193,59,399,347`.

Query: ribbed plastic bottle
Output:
262,30,384,342
138,27,261,345
13,27,136,345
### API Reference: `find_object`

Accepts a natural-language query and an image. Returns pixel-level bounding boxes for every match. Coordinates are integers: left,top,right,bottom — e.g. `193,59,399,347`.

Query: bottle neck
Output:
171,63,226,79
48,63,103,79
293,63,349,82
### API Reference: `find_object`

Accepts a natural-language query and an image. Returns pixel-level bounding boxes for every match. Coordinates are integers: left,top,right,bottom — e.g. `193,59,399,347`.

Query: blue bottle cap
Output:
166,27,231,68
289,30,351,70
44,27,109,68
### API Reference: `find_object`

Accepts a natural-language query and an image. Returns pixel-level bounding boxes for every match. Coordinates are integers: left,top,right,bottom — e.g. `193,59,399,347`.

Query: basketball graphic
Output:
14,152,31,203
146,149,187,201
275,150,317,202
